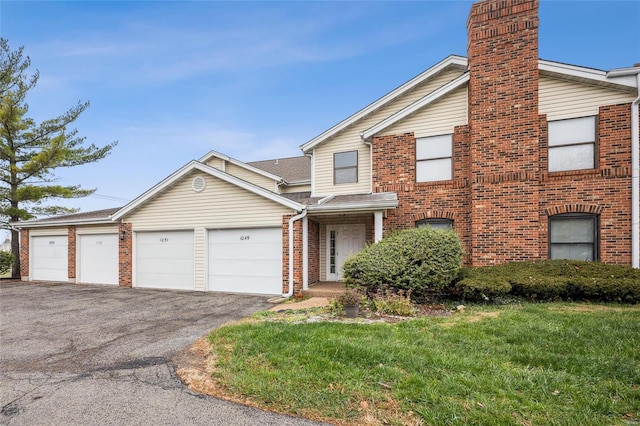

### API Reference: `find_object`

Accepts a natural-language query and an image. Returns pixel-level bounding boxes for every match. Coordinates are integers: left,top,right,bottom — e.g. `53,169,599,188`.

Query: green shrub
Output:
0,251,12,275
454,260,640,303
370,290,417,316
342,227,463,300
454,267,511,301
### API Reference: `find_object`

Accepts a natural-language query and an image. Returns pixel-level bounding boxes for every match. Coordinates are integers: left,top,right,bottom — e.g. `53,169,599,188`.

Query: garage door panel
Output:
78,234,118,285
32,236,68,282
209,228,281,295
136,231,194,290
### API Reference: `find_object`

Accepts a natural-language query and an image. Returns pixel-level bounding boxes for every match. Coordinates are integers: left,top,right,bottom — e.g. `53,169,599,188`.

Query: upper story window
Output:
416,134,452,182
334,151,358,184
549,214,598,261
548,116,597,172
416,218,453,230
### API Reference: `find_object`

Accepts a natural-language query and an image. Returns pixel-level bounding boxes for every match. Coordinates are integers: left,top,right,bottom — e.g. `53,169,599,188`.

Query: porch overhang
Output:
304,192,398,215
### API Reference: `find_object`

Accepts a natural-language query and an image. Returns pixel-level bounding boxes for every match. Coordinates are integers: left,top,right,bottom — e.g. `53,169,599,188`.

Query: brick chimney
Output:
467,0,541,265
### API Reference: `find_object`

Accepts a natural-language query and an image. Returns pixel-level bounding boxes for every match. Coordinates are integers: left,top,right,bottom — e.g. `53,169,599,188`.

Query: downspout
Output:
284,209,307,297
631,73,640,268
361,133,373,194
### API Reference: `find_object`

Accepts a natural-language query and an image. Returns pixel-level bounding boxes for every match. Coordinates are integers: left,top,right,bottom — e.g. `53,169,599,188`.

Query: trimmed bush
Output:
342,227,463,300
455,260,640,303
454,267,511,300
0,251,12,275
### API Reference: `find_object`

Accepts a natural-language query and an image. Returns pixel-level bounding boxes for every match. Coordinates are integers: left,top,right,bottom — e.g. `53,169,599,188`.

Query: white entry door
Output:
135,231,194,290
327,224,365,281
78,234,119,285
208,228,282,294
32,235,68,281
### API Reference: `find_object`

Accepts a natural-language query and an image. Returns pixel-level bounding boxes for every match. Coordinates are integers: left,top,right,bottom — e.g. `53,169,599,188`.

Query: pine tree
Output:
0,39,116,277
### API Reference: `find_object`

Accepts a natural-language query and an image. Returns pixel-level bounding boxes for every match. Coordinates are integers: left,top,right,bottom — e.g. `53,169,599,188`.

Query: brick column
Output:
68,226,76,282
118,223,132,287
467,0,541,265
19,229,29,280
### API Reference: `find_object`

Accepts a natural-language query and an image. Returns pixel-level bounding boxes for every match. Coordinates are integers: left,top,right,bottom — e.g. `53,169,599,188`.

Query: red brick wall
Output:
371,0,634,267
118,223,132,287
282,215,303,295
308,219,320,285
372,129,473,265
19,229,29,279
539,104,633,264
68,226,76,280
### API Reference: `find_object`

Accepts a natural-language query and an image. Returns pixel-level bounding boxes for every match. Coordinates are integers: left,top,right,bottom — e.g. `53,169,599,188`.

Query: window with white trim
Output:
416,134,452,182
334,151,358,184
549,214,598,261
416,218,453,230
548,116,597,172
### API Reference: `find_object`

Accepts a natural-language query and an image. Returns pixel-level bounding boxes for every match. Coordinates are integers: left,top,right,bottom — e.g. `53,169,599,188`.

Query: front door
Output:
327,224,365,281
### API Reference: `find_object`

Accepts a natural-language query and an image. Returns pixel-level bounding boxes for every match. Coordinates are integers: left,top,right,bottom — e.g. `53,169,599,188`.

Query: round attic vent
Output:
192,176,206,192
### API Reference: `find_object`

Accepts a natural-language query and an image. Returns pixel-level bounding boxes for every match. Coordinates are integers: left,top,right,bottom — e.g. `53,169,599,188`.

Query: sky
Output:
0,0,638,215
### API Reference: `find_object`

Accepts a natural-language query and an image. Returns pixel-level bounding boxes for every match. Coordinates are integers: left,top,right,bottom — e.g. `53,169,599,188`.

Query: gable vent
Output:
192,176,206,192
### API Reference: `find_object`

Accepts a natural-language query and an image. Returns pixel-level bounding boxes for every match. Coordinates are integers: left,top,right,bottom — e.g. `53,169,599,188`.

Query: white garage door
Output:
136,231,194,290
78,234,119,285
209,228,282,294
32,235,68,281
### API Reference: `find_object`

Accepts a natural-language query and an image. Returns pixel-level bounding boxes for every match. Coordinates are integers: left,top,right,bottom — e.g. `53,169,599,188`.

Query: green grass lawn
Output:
208,304,640,425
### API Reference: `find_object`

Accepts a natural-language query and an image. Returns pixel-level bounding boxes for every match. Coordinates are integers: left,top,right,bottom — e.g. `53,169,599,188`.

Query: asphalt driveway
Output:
0,282,326,426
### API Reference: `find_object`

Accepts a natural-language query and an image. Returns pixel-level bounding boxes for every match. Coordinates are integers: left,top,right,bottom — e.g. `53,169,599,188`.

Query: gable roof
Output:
199,150,284,183
112,161,302,220
361,72,470,141
248,156,310,184
300,55,468,153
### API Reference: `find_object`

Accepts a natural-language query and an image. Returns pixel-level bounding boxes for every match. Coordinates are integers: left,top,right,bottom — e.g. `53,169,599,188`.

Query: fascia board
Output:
300,55,468,153
113,161,302,221
539,60,638,90
361,73,470,141
198,150,284,182
306,200,398,214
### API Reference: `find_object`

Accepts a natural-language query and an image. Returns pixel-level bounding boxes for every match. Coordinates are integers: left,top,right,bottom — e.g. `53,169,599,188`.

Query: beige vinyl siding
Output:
314,69,464,196
281,183,311,193
194,227,206,291
539,76,636,121
125,171,293,230
29,227,68,236
206,157,225,170
384,85,468,137
76,225,119,234
224,163,277,192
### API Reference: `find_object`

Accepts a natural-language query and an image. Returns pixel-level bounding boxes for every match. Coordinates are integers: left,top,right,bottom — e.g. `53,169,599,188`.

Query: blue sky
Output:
0,0,638,214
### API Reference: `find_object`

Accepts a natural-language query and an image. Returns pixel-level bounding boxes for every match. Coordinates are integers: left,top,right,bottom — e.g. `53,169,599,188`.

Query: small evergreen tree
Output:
0,39,116,277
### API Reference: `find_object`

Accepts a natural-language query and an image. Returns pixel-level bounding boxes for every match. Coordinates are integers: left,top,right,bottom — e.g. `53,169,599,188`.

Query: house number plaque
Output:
240,235,250,241
160,237,169,242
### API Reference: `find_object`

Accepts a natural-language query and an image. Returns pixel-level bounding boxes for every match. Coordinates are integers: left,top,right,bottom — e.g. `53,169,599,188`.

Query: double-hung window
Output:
416,134,452,182
334,151,358,184
549,214,598,261
416,218,454,230
548,116,597,172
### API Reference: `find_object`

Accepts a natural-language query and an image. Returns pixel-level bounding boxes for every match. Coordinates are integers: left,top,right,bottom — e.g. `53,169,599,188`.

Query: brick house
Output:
14,0,639,296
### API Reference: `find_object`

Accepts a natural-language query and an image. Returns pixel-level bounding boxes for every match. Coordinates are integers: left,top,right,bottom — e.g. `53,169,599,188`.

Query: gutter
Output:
284,209,307,298
632,73,640,268
611,66,640,268
9,217,114,229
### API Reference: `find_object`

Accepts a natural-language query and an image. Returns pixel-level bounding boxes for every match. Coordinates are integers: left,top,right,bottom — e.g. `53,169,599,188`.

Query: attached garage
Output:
31,235,68,282
135,230,194,290
208,227,282,294
77,233,119,285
